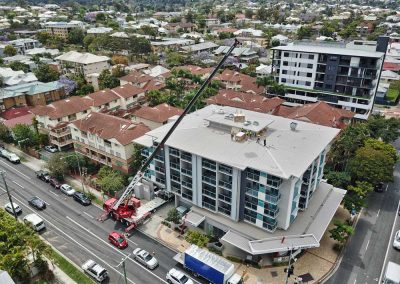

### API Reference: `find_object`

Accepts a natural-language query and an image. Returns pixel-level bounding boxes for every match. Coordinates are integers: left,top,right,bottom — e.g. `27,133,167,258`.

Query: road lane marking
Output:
12,180,24,188
353,279,356,284
386,185,389,192
8,195,137,284
379,199,400,283
0,160,31,179
50,191,59,197
83,212,94,219
65,216,168,284
377,209,381,217
365,239,370,252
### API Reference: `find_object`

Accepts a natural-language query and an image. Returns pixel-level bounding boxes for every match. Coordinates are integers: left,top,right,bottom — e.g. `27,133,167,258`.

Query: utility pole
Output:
116,253,131,284
285,247,294,284
0,171,17,220
75,152,85,194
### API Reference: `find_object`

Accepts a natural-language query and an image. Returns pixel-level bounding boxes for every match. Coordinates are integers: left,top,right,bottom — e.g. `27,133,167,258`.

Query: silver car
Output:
4,202,22,215
82,259,108,282
60,184,75,196
133,248,158,269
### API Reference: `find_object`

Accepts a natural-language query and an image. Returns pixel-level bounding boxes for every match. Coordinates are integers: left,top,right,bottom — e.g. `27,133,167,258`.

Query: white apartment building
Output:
134,105,345,258
271,43,386,120
69,112,150,173
55,51,110,76
44,21,85,39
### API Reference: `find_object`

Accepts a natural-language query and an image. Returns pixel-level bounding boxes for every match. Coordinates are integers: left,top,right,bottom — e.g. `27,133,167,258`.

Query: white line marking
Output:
65,216,168,283
353,279,357,284
386,185,389,192
377,209,381,217
83,212,94,219
365,239,370,252
379,200,400,283
12,180,24,188
50,191,59,197
0,160,31,179
9,195,136,284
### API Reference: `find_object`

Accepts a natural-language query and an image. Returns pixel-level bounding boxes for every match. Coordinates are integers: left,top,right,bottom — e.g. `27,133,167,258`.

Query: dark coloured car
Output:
28,196,46,210
36,170,50,182
375,182,385,193
49,177,61,189
72,192,91,206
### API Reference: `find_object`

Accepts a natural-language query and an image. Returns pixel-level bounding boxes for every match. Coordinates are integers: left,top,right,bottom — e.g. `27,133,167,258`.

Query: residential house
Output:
0,67,37,86
151,38,195,53
70,112,150,173
233,28,268,47
381,70,400,83
120,71,153,87
174,65,213,79
111,84,146,109
181,42,219,55
205,18,220,28
0,81,66,111
55,51,110,76
134,105,345,259
132,103,183,129
214,46,259,63
1,38,40,55
214,69,265,94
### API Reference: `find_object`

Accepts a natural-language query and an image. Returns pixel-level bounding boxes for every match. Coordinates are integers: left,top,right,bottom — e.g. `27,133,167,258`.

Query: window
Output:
307,64,313,68
282,70,287,74
281,78,287,83
283,61,288,66
307,73,312,77
306,81,311,86
284,52,289,57
309,54,314,60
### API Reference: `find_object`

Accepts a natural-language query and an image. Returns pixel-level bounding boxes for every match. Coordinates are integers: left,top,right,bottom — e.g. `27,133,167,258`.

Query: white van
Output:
23,213,45,232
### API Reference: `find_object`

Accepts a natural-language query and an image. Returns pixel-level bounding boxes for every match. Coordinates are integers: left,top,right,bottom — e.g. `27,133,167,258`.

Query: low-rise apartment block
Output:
44,21,86,39
132,103,183,129
55,51,110,76
134,105,345,258
271,41,387,119
70,112,150,173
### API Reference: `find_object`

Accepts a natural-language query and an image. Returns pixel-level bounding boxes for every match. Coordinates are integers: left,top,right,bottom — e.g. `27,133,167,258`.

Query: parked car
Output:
133,248,158,269
82,260,108,283
394,230,400,250
4,202,22,215
49,177,61,189
166,268,193,284
36,170,50,182
1,149,20,163
73,192,91,206
108,231,128,249
28,196,46,210
375,182,385,193
23,213,45,232
44,145,58,153
60,184,75,196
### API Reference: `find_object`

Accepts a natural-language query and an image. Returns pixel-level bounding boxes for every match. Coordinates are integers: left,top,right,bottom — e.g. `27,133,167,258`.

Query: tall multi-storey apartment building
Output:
134,105,345,257
44,21,85,39
271,41,387,120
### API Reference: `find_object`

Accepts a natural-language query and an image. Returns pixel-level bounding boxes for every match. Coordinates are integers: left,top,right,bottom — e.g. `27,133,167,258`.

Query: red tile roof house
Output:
0,107,35,128
206,90,285,114
214,69,265,95
132,103,183,129
69,112,150,173
119,71,153,88
273,101,355,129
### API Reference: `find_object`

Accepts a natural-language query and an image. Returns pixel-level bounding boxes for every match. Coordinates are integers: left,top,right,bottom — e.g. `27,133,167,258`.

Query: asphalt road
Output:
326,149,400,283
0,159,202,284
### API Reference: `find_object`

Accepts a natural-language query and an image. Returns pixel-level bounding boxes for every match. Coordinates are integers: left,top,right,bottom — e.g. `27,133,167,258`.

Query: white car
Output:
60,184,75,196
133,248,159,269
82,259,108,282
44,145,58,153
1,149,20,163
4,202,22,215
166,268,193,284
393,230,400,249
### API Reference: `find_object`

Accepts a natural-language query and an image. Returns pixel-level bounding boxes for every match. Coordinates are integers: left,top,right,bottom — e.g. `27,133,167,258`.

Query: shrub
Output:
166,208,181,224
185,230,210,248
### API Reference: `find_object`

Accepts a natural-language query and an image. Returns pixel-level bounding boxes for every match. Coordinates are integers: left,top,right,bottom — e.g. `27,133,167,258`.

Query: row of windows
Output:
283,52,315,60
281,78,312,86
283,61,314,69
282,70,313,77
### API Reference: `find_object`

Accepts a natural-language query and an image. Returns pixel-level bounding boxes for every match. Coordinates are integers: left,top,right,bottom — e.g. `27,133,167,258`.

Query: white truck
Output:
1,149,20,163
174,245,242,284
383,261,400,284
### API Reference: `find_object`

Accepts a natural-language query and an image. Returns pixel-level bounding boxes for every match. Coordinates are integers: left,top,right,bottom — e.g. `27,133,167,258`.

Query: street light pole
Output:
75,152,85,194
0,171,17,220
285,247,293,284
116,253,131,284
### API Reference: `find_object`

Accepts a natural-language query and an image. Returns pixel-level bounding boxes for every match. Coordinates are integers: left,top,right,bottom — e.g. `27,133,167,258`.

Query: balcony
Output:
218,193,232,203
171,174,180,182
181,153,192,162
154,154,164,162
263,219,278,232
50,138,72,147
74,140,126,163
155,166,165,173
170,162,180,170
202,175,216,185
202,161,216,171
218,180,232,189
182,191,193,201
181,168,192,176
219,165,233,175
265,192,281,204
169,148,180,157
181,180,192,188
49,129,70,138
264,207,279,218
246,172,260,182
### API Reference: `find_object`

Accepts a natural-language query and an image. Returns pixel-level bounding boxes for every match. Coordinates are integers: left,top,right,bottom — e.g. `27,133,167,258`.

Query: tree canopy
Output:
98,69,120,90
34,64,60,82
4,45,17,56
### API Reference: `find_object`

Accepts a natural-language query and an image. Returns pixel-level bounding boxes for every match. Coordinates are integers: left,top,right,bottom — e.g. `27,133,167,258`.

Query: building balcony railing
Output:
155,166,165,173
73,140,127,163
218,180,232,189
264,207,279,218
49,129,71,138
50,138,73,147
202,161,216,171
170,162,180,170
202,175,216,185
181,168,192,176
154,154,164,162
265,193,281,204
181,180,192,188
246,172,260,182
169,148,180,157
181,153,192,162
218,193,232,203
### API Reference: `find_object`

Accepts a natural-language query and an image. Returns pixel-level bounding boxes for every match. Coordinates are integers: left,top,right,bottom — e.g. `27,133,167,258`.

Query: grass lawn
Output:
387,88,400,103
51,250,94,284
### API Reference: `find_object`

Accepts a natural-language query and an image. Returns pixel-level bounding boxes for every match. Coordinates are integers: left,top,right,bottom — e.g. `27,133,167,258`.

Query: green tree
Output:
130,144,145,174
67,28,85,45
36,31,51,45
0,123,13,143
34,64,60,82
140,25,157,39
166,51,185,67
98,69,119,89
166,208,181,224
76,84,94,96
96,166,124,196
9,61,30,73
329,220,354,244
343,181,373,212
297,26,313,40
12,124,38,147
64,153,86,174
245,9,254,19
47,153,68,181
112,65,128,78
349,144,396,185
3,45,17,57
146,90,169,107
324,170,352,188
83,34,95,50
95,13,106,22
367,115,400,143
126,14,134,22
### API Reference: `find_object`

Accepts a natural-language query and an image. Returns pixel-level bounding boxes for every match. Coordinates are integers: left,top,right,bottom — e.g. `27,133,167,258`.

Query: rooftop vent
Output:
253,121,259,126
217,109,225,114
233,112,245,123
243,120,251,126
290,121,298,131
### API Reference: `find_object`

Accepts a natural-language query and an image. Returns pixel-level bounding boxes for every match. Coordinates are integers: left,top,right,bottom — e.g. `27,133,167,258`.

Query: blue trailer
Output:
173,245,242,284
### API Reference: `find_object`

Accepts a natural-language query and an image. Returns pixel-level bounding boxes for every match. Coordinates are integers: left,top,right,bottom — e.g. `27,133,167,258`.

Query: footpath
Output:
5,144,348,284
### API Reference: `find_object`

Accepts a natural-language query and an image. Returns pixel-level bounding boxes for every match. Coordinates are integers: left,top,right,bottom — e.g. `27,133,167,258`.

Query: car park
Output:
394,230,400,250
166,268,193,284
28,196,46,210
49,177,61,189
133,248,158,269
4,202,22,215
82,259,108,282
23,214,45,232
44,145,58,153
36,170,50,182
60,184,75,196
73,192,91,206
108,231,128,249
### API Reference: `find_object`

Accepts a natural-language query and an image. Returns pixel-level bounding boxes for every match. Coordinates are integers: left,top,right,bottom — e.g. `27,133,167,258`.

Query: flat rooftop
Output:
134,105,340,179
190,181,346,254
272,45,384,58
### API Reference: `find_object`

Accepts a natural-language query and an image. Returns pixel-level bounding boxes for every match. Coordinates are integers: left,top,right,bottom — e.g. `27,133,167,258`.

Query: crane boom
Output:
112,39,240,211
